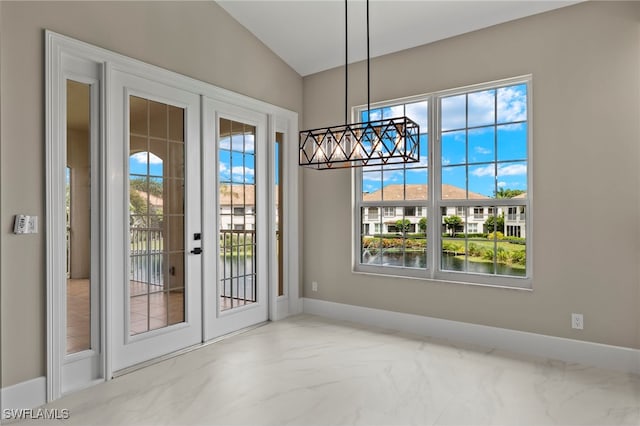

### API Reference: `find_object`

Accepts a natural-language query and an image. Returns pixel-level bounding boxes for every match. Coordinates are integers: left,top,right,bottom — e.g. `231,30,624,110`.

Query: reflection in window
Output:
218,118,257,310
66,80,92,354
128,96,185,336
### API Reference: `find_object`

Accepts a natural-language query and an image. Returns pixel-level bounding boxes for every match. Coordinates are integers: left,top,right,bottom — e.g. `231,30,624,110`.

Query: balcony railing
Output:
219,229,257,307
130,227,164,286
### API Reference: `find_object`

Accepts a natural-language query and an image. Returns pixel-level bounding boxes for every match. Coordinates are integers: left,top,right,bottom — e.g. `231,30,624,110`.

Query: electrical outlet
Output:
571,313,584,330
312,281,318,292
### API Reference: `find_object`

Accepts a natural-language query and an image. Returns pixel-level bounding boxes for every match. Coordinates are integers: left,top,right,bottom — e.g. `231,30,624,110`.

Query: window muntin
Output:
355,77,530,287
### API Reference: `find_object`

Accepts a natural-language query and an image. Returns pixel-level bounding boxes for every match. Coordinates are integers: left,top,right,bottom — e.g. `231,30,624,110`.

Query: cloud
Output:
497,85,527,123
219,134,255,153
231,166,254,178
498,163,527,176
364,184,379,193
441,84,526,131
468,90,495,126
131,152,162,165
362,169,403,185
405,101,428,130
471,165,494,177
475,147,492,155
497,181,507,188
385,105,404,119
367,109,382,121
471,163,527,178
441,95,466,130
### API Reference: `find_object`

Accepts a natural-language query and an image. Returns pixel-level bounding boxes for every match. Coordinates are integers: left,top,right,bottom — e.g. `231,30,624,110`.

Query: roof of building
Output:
362,184,488,201
219,184,256,206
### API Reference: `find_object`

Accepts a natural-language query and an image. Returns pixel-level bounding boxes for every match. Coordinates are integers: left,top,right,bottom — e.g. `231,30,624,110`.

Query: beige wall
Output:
303,2,640,349
0,1,302,387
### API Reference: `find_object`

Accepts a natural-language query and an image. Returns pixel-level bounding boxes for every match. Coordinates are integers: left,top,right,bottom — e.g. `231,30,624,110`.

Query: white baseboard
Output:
1,376,46,418
303,298,640,376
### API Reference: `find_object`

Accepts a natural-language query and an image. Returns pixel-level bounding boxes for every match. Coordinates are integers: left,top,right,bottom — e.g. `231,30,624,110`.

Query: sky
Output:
128,84,526,199
361,83,528,198
129,130,272,187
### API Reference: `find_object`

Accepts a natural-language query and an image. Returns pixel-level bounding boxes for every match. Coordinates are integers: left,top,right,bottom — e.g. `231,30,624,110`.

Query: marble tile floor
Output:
14,314,640,426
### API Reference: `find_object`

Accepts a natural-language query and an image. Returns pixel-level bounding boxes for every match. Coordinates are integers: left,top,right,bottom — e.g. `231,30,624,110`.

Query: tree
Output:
484,213,504,233
443,215,462,236
130,177,163,198
129,190,148,228
418,217,427,233
395,219,412,234
495,188,525,199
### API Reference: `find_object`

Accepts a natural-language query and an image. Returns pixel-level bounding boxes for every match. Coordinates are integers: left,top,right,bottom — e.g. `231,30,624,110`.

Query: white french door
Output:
109,70,202,372
48,34,299,397
203,100,269,340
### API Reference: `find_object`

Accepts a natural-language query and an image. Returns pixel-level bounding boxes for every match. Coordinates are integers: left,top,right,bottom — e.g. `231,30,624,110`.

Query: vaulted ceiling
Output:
217,0,582,76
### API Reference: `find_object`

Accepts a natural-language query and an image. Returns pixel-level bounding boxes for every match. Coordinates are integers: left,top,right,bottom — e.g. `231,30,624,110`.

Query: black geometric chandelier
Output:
299,0,420,170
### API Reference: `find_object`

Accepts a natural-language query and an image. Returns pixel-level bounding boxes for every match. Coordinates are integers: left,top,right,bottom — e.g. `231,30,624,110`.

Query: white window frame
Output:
353,75,533,289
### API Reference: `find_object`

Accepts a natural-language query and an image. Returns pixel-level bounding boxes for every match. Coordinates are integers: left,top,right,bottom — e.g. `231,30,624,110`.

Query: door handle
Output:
190,247,203,255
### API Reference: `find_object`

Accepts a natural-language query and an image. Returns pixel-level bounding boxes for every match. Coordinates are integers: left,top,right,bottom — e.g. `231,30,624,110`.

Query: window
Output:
368,207,379,220
506,225,521,238
383,207,396,217
233,207,245,216
356,76,530,287
473,207,484,220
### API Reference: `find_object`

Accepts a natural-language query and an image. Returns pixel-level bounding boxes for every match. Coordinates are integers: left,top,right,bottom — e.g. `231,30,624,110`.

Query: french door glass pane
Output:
129,96,185,336
66,80,92,354
219,118,257,311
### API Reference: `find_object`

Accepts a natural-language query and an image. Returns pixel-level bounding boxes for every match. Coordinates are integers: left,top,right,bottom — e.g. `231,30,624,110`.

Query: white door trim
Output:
45,33,108,402
46,30,300,402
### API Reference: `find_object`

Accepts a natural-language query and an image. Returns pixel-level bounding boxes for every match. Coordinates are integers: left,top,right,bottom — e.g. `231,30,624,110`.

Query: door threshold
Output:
112,321,270,378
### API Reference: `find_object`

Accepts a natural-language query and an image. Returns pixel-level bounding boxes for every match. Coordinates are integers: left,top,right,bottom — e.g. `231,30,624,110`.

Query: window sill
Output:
351,266,533,291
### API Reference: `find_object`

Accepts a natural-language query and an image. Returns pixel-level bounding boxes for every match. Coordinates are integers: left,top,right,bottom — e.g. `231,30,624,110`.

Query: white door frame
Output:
46,30,301,402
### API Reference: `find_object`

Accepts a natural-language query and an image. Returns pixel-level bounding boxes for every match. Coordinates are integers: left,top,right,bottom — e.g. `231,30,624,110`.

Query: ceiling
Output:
216,0,582,76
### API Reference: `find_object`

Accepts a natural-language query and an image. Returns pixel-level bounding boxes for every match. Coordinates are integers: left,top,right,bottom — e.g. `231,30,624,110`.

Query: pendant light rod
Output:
366,0,371,116
345,0,348,124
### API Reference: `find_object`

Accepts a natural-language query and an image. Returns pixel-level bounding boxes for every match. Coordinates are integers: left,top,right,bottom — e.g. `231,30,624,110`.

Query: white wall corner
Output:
302,298,640,376
1,377,47,418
